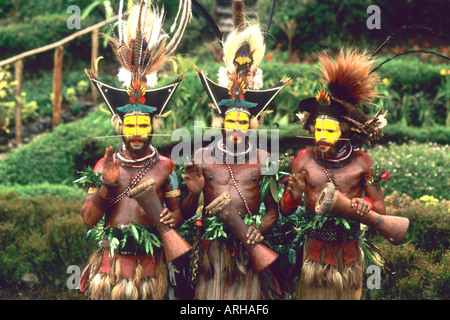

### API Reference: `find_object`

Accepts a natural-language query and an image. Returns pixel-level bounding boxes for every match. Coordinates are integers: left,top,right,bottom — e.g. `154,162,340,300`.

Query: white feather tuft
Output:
117,67,132,87
249,68,263,90
222,24,266,74
146,72,158,89
217,67,230,87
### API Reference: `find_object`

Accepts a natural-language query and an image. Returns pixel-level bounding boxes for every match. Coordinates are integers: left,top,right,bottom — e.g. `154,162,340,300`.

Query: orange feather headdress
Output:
298,48,386,145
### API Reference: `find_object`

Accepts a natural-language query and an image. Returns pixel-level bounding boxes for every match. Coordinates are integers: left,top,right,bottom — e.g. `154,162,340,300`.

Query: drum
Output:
315,183,409,245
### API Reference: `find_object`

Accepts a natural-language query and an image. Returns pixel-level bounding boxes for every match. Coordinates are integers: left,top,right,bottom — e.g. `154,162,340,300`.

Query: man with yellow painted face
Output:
79,0,192,300
181,72,284,300
182,0,292,300
280,49,390,300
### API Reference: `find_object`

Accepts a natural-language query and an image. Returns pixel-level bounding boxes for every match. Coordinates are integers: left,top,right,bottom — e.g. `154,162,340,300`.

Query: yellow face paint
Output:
224,110,250,132
224,110,250,145
315,118,341,146
122,114,152,149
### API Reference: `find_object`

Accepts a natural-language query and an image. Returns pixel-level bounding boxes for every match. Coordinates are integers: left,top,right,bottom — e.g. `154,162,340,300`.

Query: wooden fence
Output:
0,16,118,144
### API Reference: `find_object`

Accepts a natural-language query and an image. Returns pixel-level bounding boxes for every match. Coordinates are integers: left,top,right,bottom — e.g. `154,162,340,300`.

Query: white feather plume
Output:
117,66,132,87
222,24,266,74
146,72,158,89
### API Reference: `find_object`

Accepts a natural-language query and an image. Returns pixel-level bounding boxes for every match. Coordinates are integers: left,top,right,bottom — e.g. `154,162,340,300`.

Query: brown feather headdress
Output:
85,0,192,132
318,48,381,107
298,47,386,145
111,0,192,88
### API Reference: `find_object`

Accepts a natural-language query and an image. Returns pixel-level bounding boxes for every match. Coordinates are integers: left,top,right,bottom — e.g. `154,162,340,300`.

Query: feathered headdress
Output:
86,0,192,131
298,25,449,145
193,0,289,129
298,47,386,145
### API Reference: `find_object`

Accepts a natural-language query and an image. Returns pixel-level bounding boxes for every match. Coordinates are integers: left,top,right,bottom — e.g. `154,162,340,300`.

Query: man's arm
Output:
80,146,118,228
279,150,308,216
180,149,205,219
351,152,387,216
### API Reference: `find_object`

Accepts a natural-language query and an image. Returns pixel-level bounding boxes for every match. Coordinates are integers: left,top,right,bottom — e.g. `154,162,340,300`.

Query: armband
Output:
164,190,181,198
284,192,302,209
100,176,119,188
363,197,376,212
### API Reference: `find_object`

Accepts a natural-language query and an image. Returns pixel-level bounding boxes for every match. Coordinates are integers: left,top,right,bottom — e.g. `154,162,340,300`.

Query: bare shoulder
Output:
291,147,312,173
257,148,270,163
158,155,176,174
193,147,207,165
93,157,105,173
354,150,374,171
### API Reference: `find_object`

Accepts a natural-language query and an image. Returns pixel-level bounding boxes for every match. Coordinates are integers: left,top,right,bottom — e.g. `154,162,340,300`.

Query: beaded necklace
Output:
116,144,156,164
110,146,159,206
226,164,253,216
322,166,334,184
312,142,354,169
212,138,255,163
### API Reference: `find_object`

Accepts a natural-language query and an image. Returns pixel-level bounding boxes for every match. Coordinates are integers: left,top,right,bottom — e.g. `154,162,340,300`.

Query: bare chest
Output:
304,161,366,195
203,163,261,188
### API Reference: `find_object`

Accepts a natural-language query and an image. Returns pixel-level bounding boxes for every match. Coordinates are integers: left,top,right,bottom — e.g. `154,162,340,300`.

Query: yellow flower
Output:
440,69,447,76
382,78,389,85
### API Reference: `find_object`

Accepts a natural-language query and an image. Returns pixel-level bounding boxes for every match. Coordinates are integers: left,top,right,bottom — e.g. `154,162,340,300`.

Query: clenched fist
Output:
182,163,205,195
285,170,306,201
351,198,373,215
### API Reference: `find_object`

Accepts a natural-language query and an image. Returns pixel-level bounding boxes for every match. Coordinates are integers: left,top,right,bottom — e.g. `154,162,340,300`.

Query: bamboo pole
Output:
14,60,23,144
52,46,64,127
0,15,119,68
91,28,99,103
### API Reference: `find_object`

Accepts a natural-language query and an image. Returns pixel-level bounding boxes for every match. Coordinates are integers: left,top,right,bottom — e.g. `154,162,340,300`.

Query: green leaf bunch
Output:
87,219,162,257
73,166,102,189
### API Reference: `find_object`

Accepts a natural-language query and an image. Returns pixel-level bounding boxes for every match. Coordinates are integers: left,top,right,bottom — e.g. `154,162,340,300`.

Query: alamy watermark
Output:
169,122,280,176
66,5,81,30
367,5,381,30
66,265,81,289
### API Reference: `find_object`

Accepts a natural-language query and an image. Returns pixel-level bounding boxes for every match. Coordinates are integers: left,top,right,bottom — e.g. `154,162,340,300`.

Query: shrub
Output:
0,108,119,186
381,192,450,253
0,190,94,288
363,242,449,300
0,183,85,200
363,141,450,200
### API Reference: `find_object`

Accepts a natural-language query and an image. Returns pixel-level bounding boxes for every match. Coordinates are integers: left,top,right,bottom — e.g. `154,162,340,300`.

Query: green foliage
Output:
361,192,449,299
363,141,450,200
73,166,102,190
87,220,163,258
0,183,85,200
0,108,118,186
376,61,449,127
381,124,450,144
203,212,264,243
203,215,230,242
0,190,93,288
365,161,390,191
0,66,16,134
382,192,449,253
363,242,450,300
256,0,448,57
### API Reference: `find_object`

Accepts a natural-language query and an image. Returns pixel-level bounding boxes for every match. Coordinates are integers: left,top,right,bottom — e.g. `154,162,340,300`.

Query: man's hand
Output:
160,208,176,228
102,146,120,183
182,163,205,195
285,171,306,201
351,198,372,215
246,226,264,245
